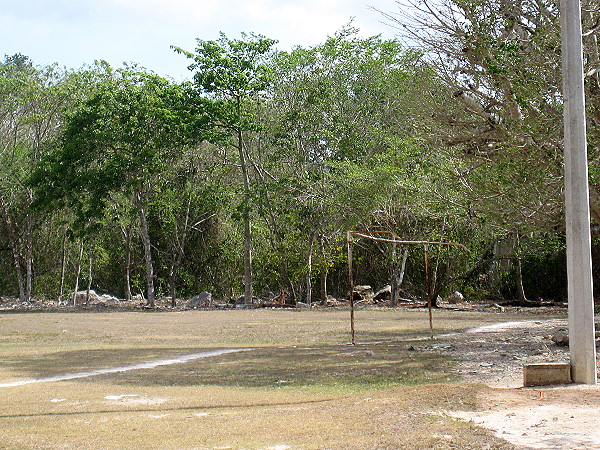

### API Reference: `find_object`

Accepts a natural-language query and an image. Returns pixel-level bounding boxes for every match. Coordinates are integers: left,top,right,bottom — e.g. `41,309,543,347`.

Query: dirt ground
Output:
417,317,600,449
2,302,599,448
0,307,518,449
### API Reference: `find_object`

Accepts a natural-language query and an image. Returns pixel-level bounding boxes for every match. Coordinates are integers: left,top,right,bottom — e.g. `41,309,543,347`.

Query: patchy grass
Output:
88,342,456,393
0,308,540,448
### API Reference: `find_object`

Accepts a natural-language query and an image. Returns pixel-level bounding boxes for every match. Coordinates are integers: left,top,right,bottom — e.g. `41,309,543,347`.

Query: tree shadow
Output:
2,342,455,390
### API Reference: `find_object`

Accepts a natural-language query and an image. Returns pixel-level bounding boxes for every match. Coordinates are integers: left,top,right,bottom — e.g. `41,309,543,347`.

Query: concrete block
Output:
523,363,572,386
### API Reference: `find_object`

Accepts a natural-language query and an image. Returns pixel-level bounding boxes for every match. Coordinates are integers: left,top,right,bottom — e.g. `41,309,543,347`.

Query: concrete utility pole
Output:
561,0,597,384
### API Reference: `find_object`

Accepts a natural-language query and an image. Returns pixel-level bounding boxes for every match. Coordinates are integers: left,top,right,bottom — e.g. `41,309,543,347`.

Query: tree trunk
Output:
58,229,67,302
0,196,25,301
123,223,133,301
169,194,194,309
137,194,155,308
306,236,314,306
320,270,328,305
277,258,294,304
86,251,93,304
391,246,408,307
72,239,84,305
168,257,178,309
241,192,253,304
25,214,34,302
430,244,444,307
512,232,530,306
319,236,328,305
515,256,529,305
170,273,177,308
237,112,253,305
169,255,180,307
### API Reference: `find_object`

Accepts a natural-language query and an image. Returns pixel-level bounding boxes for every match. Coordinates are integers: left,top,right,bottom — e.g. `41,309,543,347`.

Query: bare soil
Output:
1,303,599,448
418,317,573,388
416,315,600,449
0,308,515,449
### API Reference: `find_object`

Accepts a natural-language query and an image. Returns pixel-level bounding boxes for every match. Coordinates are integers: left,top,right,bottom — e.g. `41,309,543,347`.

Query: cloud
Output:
226,0,386,49
1,0,93,21
105,0,220,20
101,0,377,48
0,0,395,79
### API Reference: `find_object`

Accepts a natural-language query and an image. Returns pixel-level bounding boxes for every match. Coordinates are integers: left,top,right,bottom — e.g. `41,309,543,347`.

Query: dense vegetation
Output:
3,1,600,306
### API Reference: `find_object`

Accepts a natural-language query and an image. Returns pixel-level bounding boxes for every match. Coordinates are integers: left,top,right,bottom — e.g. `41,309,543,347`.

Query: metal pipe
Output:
424,244,433,338
347,231,355,345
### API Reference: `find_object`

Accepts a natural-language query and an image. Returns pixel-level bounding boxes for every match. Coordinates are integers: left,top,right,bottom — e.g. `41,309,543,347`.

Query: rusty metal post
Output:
424,244,433,338
347,231,355,345
346,231,467,343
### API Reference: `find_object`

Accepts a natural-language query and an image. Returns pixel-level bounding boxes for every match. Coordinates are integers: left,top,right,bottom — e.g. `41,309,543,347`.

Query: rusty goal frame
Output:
346,231,468,345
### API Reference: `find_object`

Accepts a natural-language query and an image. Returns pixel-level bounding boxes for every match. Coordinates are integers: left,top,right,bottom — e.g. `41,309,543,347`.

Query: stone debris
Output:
447,291,465,304
187,291,212,309
418,319,579,388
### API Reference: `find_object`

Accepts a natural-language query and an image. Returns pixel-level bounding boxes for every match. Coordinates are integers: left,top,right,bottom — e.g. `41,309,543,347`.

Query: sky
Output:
0,0,401,81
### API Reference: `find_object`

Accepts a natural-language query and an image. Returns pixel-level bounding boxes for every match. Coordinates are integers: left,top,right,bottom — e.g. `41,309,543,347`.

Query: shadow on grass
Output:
2,342,456,391
0,397,340,420
157,343,455,390
0,348,203,378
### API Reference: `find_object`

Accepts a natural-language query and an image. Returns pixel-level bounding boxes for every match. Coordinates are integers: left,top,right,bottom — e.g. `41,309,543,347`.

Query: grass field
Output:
0,308,539,449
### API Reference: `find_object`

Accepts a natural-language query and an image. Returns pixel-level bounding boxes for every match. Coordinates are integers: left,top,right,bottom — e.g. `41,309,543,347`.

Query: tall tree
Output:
31,68,200,307
260,27,436,301
379,0,600,231
173,32,277,304
0,55,82,301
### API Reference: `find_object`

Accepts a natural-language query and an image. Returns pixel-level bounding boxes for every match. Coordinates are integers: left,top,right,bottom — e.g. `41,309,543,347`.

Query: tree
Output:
259,26,437,301
370,0,600,301
379,0,600,230
173,32,278,304
31,68,200,307
150,146,226,306
0,55,83,301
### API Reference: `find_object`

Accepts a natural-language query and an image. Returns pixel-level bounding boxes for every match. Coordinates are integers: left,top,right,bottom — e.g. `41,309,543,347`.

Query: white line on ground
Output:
403,319,566,341
0,348,252,388
464,319,566,334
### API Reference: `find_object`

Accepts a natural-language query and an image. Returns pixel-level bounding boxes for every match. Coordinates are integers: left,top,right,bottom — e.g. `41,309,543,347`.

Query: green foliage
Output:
0,55,89,300
31,69,200,232
1,17,591,303
250,27,444,299
173,32,277,135
176,32,276,97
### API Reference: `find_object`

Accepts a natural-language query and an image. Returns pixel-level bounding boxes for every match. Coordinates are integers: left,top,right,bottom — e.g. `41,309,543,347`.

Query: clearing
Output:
0,307,598,449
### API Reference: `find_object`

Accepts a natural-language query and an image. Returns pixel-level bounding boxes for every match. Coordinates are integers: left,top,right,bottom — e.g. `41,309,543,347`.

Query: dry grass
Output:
0,308,537,449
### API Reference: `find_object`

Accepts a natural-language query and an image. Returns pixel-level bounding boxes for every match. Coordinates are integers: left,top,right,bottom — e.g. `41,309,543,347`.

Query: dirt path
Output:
420,319,600,449
449,386,600,449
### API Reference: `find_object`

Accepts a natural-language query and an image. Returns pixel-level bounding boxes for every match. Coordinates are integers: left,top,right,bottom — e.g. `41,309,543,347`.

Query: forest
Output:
2,0,600,308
